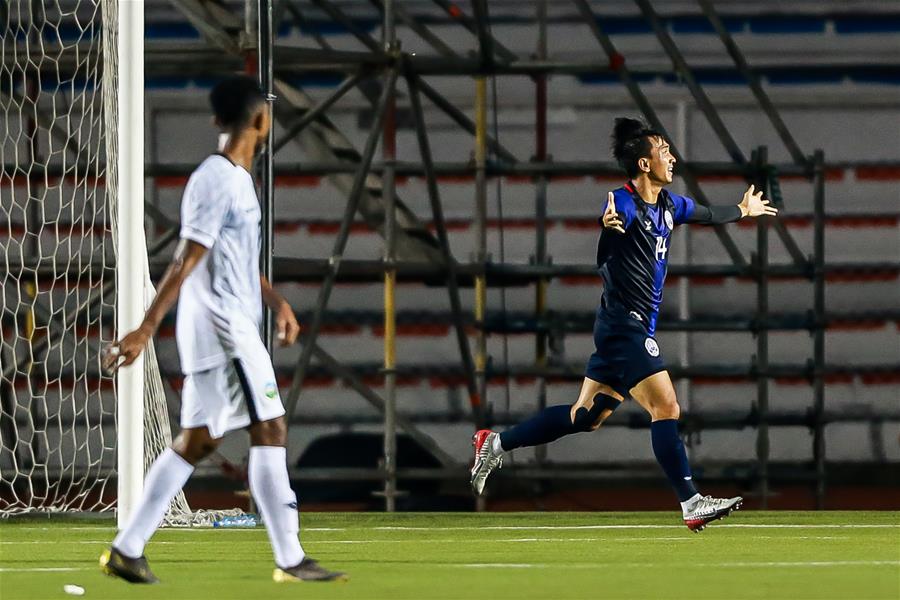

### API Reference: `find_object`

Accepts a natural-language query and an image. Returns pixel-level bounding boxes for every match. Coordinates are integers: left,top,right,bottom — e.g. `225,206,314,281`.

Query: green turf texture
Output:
1,511,898,599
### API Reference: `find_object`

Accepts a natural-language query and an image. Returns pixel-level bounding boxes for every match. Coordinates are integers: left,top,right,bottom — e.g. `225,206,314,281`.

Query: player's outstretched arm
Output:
686,184,778,225
260,275,300,347
103,240,209,372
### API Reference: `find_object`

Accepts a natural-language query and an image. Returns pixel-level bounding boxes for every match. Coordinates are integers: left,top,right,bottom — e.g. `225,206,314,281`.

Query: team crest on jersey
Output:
644,337,660,357
264,382,278,399
664,210,674,231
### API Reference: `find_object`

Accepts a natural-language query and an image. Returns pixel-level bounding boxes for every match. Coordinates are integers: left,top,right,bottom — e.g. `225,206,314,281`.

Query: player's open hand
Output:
275,302,301,347
739,184,778,218
602,191,625,234
102,326,151,373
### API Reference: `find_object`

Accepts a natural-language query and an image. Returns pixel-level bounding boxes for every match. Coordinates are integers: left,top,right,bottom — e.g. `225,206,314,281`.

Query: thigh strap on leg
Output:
572,393,622,431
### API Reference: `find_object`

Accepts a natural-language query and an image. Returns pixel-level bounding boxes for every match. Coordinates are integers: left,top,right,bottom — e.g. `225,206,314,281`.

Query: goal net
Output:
1,0,233,525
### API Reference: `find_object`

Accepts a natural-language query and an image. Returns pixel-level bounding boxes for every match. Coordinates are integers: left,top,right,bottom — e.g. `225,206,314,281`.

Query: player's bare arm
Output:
98,75,346,586
103,240,208,371
260,275,300,346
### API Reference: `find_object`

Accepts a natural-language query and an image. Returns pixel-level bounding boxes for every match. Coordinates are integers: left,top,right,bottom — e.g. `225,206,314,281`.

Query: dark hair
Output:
611,117,664,178
209,75,267,130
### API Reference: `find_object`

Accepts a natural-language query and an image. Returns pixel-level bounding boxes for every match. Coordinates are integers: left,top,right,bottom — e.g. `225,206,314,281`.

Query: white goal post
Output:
115,0,146,530
0,0,239,527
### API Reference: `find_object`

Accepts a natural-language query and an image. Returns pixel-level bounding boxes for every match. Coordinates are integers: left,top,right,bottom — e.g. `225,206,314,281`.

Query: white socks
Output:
114,445,304,568
491,433,504,454
249,446,304,569
680,493,703,516
113,448,194,558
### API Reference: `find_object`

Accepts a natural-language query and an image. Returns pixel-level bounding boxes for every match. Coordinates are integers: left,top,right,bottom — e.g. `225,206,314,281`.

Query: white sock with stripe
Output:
249,446,305,569
113,448,194,558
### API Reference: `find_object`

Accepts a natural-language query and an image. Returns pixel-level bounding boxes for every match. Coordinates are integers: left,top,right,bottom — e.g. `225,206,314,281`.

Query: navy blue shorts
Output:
584,308,666,398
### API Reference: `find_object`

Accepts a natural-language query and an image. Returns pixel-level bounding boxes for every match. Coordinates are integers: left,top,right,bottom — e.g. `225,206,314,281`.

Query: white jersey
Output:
176,154,263,374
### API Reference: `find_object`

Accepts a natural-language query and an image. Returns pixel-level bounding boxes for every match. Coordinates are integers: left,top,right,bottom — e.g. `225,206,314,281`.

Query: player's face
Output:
648,136,675,185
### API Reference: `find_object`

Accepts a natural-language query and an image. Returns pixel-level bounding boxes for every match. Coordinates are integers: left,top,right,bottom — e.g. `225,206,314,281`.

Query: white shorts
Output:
181,353,285,439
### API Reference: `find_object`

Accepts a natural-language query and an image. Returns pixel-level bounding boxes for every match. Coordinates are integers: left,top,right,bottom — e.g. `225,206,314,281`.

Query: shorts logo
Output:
264,382,278,399
664,210,674,231
645,337,660,357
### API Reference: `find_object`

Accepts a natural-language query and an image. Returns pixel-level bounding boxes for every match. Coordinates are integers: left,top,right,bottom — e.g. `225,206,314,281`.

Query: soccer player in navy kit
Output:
471,118,778,531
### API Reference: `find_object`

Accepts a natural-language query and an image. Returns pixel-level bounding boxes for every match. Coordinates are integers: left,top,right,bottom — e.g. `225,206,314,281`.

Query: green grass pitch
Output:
1,511,898,599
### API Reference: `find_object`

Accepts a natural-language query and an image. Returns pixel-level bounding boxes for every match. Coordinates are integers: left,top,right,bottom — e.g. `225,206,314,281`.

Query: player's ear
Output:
251,106,267,133
638,157,651,173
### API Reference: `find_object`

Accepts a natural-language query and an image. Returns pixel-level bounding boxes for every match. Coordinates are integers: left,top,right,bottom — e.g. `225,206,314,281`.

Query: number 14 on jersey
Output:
655,236,669,261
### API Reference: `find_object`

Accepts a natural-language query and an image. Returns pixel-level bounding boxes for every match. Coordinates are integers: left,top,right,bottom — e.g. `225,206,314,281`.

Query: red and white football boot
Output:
683,495,743,532
470,430,503,496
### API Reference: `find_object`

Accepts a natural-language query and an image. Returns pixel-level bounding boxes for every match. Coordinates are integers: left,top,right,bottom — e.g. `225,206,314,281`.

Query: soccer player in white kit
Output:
99,76,345,584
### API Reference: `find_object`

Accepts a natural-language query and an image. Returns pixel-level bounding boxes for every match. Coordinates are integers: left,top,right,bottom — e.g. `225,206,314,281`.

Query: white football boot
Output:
683,495,743,532
470,430,503,496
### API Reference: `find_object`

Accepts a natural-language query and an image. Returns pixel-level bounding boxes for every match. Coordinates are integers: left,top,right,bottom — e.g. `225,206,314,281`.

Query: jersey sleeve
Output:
180,170,234,249
671,192,696,225
600,189,637,229
687,204,743,225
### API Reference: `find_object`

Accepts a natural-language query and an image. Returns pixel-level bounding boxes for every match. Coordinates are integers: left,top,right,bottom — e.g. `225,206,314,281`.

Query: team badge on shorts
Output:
264,382,278,399
664,210,674,231
645,337,660,357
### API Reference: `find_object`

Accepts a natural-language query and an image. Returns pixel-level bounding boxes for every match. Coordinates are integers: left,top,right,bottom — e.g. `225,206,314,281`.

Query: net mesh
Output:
1,0,236,525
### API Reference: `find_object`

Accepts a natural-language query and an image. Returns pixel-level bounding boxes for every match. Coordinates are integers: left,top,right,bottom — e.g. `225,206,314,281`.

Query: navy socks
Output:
498,405,578,451
650,419,698,502
497,406,697,503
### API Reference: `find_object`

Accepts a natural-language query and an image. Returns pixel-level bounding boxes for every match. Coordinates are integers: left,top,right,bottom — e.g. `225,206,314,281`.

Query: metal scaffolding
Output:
224,0,840,510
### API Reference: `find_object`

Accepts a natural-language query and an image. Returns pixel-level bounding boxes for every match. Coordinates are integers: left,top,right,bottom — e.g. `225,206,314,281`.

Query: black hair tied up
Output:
611,117,663,178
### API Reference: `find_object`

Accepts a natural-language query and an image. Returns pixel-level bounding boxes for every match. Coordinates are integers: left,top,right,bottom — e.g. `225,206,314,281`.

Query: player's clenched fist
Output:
602,191,625,233
102,326,151,372
275,302,301,346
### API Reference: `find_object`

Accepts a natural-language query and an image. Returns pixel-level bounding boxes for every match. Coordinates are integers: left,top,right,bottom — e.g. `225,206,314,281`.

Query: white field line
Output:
0,535,858,546
3,524,897,534
0,526,344,532
457,560,900,569
0,567,90,573
0,538,606,544
373,524,900,531
717,561,900,568
2,560,898,574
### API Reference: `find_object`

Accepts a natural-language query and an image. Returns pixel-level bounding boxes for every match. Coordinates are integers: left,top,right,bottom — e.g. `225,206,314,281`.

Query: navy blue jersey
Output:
596,183,695,335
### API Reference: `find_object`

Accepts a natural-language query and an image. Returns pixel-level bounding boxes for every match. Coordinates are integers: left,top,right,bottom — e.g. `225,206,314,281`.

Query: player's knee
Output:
249,416,287,446
172,432,219,465
571,393,622,432
196,442,218,463
653,398,681,421
570,406,602,432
